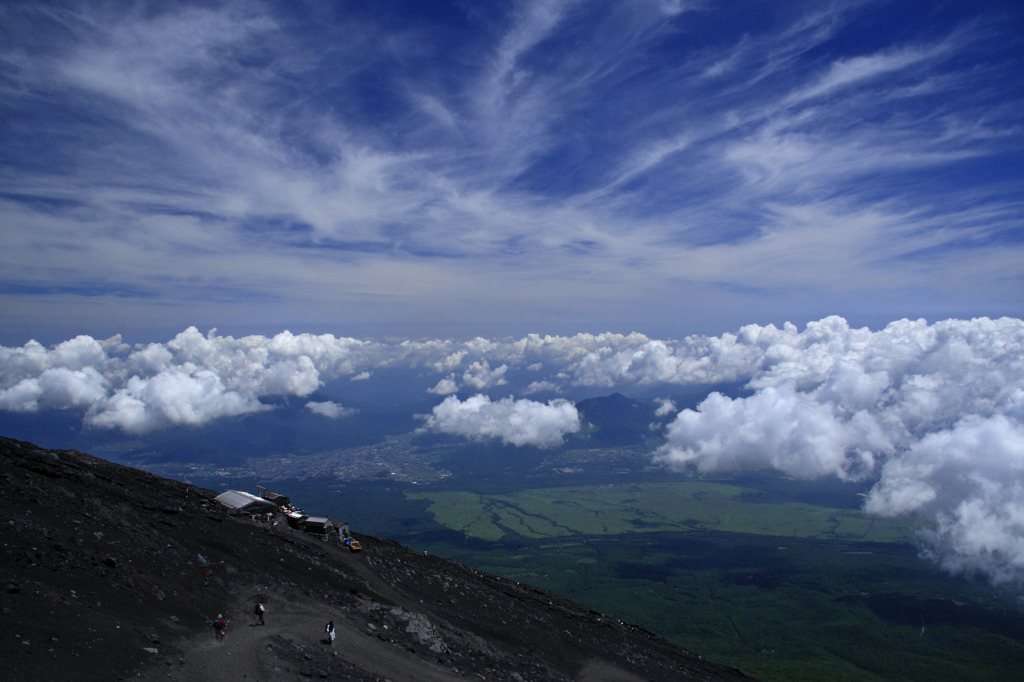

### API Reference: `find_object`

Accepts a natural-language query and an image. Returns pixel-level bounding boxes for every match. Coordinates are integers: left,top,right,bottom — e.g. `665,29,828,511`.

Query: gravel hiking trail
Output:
140,584,463,682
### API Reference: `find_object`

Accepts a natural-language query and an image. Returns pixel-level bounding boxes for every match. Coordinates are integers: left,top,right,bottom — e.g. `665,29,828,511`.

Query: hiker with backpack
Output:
213,614,227,642
325,620,335,645
255,602,265,625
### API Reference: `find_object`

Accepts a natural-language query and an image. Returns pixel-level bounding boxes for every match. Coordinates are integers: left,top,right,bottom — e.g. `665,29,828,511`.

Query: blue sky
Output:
2,1,1024,586
2,0,1021,345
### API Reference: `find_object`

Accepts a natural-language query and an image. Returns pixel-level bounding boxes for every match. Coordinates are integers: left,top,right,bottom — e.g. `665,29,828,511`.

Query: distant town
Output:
126,435,657,488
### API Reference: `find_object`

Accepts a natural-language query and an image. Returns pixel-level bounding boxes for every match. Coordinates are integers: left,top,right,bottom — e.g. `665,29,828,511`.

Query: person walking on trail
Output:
213,614,227,642
325,620,335,645
255,602,265,626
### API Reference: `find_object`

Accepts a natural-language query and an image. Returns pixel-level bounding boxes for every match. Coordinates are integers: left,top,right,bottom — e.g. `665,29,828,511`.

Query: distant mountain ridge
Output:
0,436,758,681
575,392,667,447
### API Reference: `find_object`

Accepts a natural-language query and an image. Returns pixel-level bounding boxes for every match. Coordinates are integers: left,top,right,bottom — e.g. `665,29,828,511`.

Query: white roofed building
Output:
214,490,276,512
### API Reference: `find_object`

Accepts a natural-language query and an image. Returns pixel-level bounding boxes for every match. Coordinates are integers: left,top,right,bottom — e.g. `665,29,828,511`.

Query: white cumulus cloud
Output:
654,398,677,417
522,380,561,395
461,360,508,390
655,382,887,480
0,367,109,412
865,410,1024,585
419,394,581,448
3,317,1024,584
652,316,1024,585
428,376,460,395
305,400,357,419
85,369,266,434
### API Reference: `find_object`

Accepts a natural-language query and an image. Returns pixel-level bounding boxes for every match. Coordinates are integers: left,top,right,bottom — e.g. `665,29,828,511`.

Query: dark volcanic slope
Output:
0,437,758,681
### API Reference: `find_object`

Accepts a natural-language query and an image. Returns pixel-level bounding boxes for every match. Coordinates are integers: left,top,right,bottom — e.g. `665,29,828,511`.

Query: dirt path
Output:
139,584,463,682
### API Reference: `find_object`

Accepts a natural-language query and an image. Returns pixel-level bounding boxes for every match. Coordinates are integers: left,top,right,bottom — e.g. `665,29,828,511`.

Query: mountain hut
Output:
303,516,332,534
214,490,276,513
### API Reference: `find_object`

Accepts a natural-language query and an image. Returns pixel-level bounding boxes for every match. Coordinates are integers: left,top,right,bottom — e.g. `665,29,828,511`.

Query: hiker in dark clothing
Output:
213,614,226,642
325,620,335,644
255,602,265,625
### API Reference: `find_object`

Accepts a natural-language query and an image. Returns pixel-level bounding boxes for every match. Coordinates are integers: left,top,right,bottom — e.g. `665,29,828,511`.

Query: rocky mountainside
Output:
0,436,758,681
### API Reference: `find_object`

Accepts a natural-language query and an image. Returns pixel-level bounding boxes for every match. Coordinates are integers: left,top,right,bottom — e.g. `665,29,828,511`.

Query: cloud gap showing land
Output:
2,315,1023,587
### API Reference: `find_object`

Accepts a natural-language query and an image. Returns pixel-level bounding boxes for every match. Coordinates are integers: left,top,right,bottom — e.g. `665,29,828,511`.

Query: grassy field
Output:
261,473,1023,681
402,481,1023,681
407,481,917,544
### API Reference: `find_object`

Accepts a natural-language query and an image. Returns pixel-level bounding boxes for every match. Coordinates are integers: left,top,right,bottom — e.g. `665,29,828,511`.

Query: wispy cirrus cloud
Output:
1,1,1022,342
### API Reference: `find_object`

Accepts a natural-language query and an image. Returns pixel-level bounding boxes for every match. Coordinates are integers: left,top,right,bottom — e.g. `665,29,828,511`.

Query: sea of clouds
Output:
2,316,1023,585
